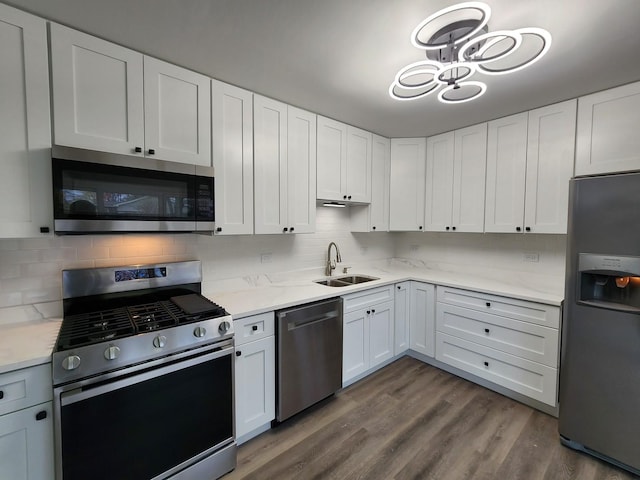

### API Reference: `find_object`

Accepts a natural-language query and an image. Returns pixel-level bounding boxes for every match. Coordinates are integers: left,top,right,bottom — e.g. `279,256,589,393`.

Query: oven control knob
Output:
153,335,167,348
104,345,120,361
62,355,81,371
218,320,232,334
194,326,207,338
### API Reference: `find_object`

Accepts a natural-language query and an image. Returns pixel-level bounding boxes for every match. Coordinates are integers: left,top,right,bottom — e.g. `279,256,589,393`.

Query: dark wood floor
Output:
225,356,637,480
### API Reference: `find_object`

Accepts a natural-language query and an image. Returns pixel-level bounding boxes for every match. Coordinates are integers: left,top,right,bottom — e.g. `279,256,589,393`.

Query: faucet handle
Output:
342,266,351,274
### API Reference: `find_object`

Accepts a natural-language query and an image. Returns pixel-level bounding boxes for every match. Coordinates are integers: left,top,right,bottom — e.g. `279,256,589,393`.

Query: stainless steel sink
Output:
314,274,379,287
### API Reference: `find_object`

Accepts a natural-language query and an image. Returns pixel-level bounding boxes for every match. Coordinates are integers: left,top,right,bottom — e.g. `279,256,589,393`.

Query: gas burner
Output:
88,331,117,342
93,320,110,329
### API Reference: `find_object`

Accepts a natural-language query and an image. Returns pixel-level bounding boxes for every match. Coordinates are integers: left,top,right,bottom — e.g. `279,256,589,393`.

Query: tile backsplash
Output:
0,207,567,325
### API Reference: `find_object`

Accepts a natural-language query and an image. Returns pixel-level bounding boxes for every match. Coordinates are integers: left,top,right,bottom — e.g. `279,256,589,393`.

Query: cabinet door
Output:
370,134,390,231
253,95,287,234
485,113,528,233
389,138,426,231
287,106,316,234
0,4,52,238
453,123,487,233
346,126,372,203
211,80,254,235
0,402,54,480
524,100,577,234
343,309,369,382
50,23,144,155
235,336,275,440
425,132,454,232
317,116,347,201
575,81,640,175
369,301,394,368
143,57,211,166
409,282,435,357
394,282,411,355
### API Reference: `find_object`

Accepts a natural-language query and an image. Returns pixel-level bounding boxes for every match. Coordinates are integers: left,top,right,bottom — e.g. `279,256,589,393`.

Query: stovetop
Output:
56,294,228,351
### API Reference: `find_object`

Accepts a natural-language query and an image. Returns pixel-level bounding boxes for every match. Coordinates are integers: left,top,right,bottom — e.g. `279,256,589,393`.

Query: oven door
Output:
54,344,234,480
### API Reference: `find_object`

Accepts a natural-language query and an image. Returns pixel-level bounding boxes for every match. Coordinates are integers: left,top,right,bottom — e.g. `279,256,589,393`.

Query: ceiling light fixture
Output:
389,2,552,104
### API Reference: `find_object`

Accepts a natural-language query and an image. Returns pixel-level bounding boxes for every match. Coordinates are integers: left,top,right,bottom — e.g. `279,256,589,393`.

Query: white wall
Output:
0,207,394,325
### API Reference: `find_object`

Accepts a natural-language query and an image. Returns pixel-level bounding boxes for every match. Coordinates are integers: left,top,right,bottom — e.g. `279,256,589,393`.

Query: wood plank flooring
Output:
224,357,637,480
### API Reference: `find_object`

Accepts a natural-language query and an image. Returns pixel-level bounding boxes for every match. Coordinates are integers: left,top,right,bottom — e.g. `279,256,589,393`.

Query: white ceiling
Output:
8,0,640,137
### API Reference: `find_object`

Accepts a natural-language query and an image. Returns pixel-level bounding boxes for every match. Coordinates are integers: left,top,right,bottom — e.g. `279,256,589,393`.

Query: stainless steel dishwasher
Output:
275,297,343,422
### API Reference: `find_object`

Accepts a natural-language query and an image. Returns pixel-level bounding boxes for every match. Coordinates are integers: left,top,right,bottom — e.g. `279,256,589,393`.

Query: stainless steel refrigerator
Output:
559,171,640,475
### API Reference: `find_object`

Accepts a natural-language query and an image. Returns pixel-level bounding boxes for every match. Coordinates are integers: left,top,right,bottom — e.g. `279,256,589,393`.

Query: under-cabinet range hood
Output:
51,146,215,234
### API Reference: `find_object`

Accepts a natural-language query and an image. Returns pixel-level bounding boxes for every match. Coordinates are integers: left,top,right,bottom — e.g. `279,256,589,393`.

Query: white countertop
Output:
0,260,564,373
0,319,61,374
203,260,564,320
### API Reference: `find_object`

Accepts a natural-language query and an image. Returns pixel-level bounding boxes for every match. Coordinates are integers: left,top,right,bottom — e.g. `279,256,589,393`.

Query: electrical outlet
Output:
410,245,419,252
260,253,272,263
523,252,539,263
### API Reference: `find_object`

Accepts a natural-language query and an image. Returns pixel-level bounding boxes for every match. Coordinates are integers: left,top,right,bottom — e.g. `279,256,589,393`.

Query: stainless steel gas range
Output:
52,261,236,480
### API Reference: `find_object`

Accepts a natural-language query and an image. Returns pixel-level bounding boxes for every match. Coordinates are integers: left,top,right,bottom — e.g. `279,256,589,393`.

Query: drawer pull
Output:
366,310,371,315
252,325,258,331
236,351,241,357
371,309,375,313
483,361,489,367
485,302,491,307
0,390,3,400
35,410,47,421
484,328,490,334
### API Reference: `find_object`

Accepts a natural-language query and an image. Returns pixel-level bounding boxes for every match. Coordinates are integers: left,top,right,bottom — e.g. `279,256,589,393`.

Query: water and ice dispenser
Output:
578,254,640,312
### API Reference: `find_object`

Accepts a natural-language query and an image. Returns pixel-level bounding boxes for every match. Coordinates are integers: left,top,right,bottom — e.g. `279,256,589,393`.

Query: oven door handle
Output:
61,345,233,407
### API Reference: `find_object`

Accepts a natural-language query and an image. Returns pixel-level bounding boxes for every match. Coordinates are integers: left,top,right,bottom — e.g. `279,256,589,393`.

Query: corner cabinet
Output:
234,312,275,444
0,364,54,480
212,81,254,235
342,286,395,386
317,117,372,203
389,138,426,231
485,100,576,234
424,123,487,233
350,134,390,232
253,96,316,234
409,282,436,357
0,4,52,238
394,282,411,355
575,81,640,175
50,24,211,165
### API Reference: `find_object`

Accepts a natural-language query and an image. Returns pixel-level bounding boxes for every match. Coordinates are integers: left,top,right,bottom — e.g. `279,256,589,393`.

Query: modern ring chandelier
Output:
389,2,552,104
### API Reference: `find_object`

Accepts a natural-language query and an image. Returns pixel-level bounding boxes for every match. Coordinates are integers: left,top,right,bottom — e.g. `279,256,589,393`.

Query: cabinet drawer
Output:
436,304,559,367
234,312,275,346
437,286,560,329
0,364,52,416
436,332,557,406
343,285,393,313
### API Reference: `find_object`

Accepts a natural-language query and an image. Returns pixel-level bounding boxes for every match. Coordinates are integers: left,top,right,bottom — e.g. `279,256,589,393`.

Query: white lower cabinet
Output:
0,364,54,480
409,282,436,357
394,282,411,355
234,312,275,443
342,286,394,385
435,286,560,406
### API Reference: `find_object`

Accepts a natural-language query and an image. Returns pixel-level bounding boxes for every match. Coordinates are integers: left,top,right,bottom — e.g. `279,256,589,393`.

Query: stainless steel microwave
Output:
52,146,214,234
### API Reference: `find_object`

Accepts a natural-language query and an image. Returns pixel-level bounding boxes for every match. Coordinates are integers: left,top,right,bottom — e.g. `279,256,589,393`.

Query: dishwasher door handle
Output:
286,311,339,330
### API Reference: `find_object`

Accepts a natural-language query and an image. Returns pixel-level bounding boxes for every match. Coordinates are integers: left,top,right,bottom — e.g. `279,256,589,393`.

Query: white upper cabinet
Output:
143,56,211,166
211,80,254,235
50,24,144,156
524,99,576,234
452,123,487,233
50,24,211,166
287,105,317,234
254,95,316,234
575,81,640,175
317,117,372,203
389,138,426,231
485,102,576,234
425,132,454,232
484,113,529,233
351,134,390,232
0,4,52,238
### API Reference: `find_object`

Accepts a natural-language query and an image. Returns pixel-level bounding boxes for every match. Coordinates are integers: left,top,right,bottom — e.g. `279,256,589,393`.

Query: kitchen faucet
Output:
326,242,342,276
